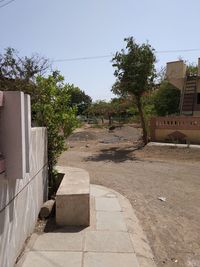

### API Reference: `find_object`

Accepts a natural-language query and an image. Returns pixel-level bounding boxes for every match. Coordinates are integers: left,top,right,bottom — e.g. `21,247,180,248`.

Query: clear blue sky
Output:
1,0,200,100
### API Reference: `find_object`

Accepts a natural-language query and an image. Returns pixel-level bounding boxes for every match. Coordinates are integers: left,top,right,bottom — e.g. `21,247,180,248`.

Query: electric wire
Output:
52,48,200,63
0,0,16,9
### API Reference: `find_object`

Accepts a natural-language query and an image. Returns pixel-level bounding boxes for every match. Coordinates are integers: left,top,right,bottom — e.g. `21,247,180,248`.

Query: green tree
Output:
86,100,108,124
0,48,78,194
0,47,49,93
33,73,78,192
186,63,198,76
67,86,92,114
153,81,180,116
112,37,156,143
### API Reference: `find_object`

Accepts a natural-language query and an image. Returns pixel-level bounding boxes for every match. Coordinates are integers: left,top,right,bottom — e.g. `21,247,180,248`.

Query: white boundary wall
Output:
0,91,48,267
0,126,48,267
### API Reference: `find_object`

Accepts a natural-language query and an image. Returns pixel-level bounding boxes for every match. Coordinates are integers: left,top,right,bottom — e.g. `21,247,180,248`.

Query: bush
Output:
153,81,180,116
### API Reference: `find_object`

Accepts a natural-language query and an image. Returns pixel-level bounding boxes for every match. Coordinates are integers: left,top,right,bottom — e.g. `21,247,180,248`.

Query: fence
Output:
150,116,200,144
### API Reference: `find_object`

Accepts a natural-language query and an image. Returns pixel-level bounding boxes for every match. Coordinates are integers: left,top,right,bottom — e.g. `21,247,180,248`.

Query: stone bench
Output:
55,166,90,226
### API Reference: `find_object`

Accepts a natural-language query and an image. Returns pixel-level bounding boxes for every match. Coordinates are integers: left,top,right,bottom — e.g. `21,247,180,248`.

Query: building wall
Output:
166,60,186,90
150,116,200,144
0,127,48,267
154,129,200,144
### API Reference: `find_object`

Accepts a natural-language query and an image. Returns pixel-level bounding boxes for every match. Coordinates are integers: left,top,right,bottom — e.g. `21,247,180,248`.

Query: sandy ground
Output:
58,124,200,267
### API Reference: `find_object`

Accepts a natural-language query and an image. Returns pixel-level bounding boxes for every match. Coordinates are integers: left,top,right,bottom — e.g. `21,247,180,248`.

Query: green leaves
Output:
112,37,156,143
31,73,79,194
153,81,180,116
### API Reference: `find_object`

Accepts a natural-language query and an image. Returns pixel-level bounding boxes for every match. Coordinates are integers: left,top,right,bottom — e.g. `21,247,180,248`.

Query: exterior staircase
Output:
181,76,197,115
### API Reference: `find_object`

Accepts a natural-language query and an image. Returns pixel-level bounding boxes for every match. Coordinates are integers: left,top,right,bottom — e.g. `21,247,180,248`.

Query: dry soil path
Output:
58,125,200,267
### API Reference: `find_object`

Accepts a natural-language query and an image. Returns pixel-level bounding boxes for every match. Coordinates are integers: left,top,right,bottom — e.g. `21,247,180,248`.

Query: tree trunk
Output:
108,115,112,126
136,97,148,144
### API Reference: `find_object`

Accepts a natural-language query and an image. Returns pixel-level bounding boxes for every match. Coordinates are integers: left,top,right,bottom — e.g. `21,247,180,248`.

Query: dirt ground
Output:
58,124,200,267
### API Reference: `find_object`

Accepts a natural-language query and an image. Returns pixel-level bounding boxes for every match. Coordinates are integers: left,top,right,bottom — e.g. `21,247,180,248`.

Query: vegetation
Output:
0,47,49,92
153,81,180,116
67,86,92,114
33,74,78,193
86,98,132,125
186,63,198,76
0,48,79,194
112,37,156,144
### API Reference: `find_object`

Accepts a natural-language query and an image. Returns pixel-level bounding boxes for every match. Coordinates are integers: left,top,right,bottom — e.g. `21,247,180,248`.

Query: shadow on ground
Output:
85,146,142,163
43,217,87,233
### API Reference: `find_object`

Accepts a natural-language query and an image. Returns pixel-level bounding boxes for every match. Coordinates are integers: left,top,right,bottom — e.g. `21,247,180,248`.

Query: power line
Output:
52,54,113,62
52,48,200,63
156,48,200,54
0,0,16,9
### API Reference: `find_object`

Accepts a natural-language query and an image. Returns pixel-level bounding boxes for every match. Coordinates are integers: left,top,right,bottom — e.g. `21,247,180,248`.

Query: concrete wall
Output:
153,129,200,144
150,116,200,144
166,60,187,90
0,92,31,179
0,127,48,267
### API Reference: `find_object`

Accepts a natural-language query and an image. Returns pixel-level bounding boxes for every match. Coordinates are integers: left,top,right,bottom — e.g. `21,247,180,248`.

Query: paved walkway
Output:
16,185,156,267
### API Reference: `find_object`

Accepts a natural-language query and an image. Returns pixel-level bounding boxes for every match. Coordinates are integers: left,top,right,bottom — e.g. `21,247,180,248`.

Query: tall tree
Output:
112,37,156,144
67,86,92,114
0,47,49,93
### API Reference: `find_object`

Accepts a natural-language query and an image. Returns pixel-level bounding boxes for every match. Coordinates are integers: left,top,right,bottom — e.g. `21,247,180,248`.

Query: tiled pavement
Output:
15,185,156,267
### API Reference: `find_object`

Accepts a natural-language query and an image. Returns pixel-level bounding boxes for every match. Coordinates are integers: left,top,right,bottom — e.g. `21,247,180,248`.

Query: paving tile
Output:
90,186,108,197
84,231,134,252
96,211,127,231
17,251,82,267
84,252,139,267
32,232,83,251
95,197,121,211
105,193,117,198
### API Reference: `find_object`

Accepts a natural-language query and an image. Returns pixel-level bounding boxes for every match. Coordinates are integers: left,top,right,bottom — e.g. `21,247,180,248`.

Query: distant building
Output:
166,59,200,116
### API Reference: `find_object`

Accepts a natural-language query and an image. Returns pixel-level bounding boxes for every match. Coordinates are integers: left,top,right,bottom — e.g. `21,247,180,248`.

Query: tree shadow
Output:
85,146,142,163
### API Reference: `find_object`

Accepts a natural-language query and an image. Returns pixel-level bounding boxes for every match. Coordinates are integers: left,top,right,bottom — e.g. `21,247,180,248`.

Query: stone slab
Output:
96,211,127,231
56,194,90,226
90,187,108,197
56,166,90,226
16,251,82,267
32,232,83,251
84,231,134,252
95,197,121,211
56,166,90,195
84,252,139,267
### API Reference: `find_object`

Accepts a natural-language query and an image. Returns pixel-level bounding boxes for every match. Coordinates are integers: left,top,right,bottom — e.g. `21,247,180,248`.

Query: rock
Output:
158,197,166,202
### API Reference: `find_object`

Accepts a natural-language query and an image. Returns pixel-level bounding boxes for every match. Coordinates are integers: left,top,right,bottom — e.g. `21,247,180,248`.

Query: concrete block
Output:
56,166,90,226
